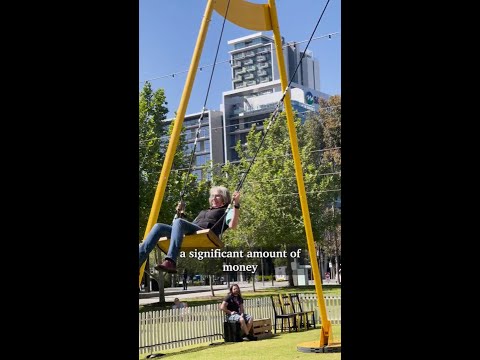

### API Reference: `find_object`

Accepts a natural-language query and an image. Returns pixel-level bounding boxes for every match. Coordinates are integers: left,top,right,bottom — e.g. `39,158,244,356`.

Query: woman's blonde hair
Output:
209,186,231,205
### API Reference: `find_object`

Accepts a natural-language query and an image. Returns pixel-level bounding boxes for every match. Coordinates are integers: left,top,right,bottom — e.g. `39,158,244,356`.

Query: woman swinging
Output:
138,186,241,274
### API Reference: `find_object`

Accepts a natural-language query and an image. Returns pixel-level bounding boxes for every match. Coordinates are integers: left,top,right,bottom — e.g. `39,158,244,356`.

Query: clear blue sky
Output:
140,0,341,118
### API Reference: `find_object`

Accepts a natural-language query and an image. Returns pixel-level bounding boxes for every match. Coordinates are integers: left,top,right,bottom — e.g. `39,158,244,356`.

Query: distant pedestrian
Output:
183,269,188,290
172,297,189,321
172,297,188,309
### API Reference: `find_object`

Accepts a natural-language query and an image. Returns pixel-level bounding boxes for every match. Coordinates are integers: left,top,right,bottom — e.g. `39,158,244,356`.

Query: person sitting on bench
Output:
138,186,241,274
172,297,188,309
220,284,257,341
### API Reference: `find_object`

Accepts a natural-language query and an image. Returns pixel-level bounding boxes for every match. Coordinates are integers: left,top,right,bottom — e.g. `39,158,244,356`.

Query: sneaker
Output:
246,334,258,341
155,259,177,273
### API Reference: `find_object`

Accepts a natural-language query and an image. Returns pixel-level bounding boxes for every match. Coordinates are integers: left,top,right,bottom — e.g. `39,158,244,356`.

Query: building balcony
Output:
256,55,266,62
232,107,246,115
243,59,253,65
244,73,254,80
246,80,257,86
232,61,242,68
257,63,269,69
232,76,243,82
257,70,267,76
245,51,256,57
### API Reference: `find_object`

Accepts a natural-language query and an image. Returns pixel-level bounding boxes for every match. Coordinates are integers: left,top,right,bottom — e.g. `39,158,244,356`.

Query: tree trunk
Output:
155,249,165,303
260,256,265,287
319,248,325,280
144,258,151,292
334,230,340,284
225,260,231,289
286,254,294,286
210,275,215,296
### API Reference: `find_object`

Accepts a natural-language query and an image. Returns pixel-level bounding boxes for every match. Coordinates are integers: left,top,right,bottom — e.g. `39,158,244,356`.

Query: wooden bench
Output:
252,318,273,339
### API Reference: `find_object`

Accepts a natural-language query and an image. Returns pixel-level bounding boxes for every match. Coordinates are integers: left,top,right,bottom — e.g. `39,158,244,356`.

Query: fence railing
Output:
139,294,341,355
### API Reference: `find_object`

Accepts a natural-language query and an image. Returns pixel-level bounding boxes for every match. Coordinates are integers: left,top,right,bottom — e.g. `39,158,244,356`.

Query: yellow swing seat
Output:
156,229,224,254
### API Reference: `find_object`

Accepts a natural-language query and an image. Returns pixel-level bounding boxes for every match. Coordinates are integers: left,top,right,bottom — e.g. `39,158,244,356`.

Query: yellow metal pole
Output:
139,0,216,287
268,0,332,346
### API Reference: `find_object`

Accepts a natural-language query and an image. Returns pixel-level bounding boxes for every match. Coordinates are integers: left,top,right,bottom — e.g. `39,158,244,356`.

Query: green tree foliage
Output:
139,82,169,239
303,95,341,265
138,82,190,238
219,96,341,284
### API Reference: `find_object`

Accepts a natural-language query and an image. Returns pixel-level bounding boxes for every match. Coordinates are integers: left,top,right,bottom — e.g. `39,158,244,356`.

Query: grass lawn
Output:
139,325,341,359
139,285,341,313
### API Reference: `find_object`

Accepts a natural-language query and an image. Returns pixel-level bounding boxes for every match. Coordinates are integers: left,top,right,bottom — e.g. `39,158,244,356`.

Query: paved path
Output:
139,279,339,305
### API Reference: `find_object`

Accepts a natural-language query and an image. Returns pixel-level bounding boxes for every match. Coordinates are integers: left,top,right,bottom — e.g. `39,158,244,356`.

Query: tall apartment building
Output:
164,32,330,173
222,32,329,162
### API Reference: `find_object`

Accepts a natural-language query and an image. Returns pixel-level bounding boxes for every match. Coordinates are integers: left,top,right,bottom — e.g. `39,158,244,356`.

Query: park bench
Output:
223,316,273,341
251,318,273,339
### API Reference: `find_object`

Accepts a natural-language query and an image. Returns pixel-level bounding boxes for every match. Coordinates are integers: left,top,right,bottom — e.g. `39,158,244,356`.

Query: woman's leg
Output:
139,223,172,269
166,218,203,262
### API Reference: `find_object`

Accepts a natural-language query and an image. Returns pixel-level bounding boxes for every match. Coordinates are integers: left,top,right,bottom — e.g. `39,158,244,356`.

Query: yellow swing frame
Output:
139,0,339,349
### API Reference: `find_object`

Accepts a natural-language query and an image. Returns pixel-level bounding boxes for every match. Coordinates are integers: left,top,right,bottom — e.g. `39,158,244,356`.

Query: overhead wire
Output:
178,0,232,203
139,32,340,84
140,146,341,177
138,104,341,147
224,0,333,195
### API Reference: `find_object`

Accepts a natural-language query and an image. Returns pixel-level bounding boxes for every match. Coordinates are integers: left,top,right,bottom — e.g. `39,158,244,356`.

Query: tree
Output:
139,81,169,238
220,96,341,287
302,95,341,280
139,82,194,299
219,112,311,285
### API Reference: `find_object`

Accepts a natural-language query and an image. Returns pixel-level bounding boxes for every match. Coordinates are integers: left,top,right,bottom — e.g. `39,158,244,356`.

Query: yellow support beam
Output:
267,0,333,346
139,2,337,349
213,0,272,31
139,0,216,287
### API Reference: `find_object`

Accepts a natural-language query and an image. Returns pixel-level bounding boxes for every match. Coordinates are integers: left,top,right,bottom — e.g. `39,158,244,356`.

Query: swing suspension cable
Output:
179,0,232,204
212,0,332,231
234,0,332,195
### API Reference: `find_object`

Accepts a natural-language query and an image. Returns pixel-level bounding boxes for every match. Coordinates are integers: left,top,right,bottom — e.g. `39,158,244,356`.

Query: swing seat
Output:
156,229,224,254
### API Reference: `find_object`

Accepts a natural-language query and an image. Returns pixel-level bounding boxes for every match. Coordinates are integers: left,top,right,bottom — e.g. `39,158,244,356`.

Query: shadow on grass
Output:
142,336,286,358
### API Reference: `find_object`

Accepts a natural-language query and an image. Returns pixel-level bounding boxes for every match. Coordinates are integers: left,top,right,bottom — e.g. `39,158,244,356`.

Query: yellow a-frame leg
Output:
213,0,336,347
139,1,338,348
138,1,216,286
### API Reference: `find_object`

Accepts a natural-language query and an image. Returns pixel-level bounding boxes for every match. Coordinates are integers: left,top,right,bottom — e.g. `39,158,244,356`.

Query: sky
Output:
139,0,341,118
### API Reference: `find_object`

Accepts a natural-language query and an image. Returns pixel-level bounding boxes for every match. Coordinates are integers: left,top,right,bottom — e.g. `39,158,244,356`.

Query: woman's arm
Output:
220,301,236,315
228,191,241,229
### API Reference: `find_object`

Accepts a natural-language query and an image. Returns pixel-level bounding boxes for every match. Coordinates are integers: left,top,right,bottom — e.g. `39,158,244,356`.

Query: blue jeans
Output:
138,218,203,269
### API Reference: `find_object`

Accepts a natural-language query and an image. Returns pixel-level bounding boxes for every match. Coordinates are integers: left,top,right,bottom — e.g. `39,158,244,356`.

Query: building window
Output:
195,154,210,166
193,169,202,179
230,149,239,161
